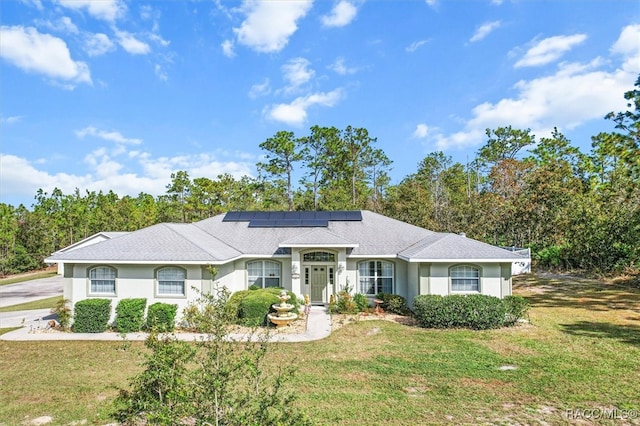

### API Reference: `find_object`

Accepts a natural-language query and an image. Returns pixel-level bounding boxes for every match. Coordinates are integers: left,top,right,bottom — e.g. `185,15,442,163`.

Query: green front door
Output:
310,266,327,303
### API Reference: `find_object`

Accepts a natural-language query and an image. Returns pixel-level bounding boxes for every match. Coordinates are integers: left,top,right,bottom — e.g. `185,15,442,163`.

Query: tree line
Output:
1,78,638,276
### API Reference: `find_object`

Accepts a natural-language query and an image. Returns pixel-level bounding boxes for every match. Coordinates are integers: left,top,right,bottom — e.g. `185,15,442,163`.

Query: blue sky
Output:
1,0,638,208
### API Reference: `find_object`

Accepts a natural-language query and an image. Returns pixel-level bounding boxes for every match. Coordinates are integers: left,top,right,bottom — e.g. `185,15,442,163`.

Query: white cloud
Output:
233,0,313,53
491,0,504,5
329,57,358,75
266,89,343,126
413,124,429,138
37,16,79,34
0,149,256,206
249,78,271,98
470,21,501,43
610,24,640,72
155,64,168,81
221,39,235,57
426,25,638,152
84,33,115,56
1,115,24,124
114,29,151,55
515,33,587,68
0,26,91,86
57,0,125,23
425,0,437,7
19,0,43,10
76,126,142,145
406,39,430,53
281,57,314,93
321,1,358,28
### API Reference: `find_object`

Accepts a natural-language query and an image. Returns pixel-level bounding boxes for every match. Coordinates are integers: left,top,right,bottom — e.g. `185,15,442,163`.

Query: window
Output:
89,266,116,294
157,267,186,296
358,261,393,295
451,265,480,292
247,260,281,288
303,251,335,262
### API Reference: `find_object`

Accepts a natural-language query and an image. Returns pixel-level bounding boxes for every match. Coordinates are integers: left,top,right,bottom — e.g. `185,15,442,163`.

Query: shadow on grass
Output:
560,321,640,347
514,274,640,311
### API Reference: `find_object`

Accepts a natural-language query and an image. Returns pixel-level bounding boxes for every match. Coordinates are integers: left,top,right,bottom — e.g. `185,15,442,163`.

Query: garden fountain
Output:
267,290,298,328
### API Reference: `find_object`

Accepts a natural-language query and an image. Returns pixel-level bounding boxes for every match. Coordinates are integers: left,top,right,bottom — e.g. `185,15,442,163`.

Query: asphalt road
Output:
0,275,64,328
0,275,64,308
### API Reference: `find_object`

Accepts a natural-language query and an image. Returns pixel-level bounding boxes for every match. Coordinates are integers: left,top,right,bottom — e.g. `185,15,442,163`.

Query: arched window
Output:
157,267,186,296
358,260,394,295
450,265,480,292
89,266,116,294
303,251,335,262
247,260,281,288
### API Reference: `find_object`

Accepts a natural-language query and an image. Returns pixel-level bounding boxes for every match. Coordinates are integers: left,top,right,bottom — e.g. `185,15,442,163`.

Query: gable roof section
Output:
54,231,129,254
279,228,359,248
46,223,241,264
399,233,526,262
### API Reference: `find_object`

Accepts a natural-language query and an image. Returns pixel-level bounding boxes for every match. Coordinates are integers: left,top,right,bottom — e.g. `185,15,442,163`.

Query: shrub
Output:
353,293,370,312
239,290,279,326
224,290,251,323
146,302,178,332
413,294,505,330
376,293,411,315
503,295,530,325
51,298,72,331
115,298,147,333
73,298,112,333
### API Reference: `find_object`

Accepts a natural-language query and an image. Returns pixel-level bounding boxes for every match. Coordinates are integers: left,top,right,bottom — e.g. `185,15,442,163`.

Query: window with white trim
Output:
89,266,116,294
157,267,186,296
450,265,480,292
358,260,393,295
247,260,281,288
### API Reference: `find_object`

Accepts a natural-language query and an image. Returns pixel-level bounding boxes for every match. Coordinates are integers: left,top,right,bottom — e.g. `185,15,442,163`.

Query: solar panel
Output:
224,210,362,226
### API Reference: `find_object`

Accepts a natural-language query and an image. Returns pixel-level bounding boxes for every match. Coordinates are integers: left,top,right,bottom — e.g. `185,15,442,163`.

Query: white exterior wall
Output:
427,262,506,298
68,263,206,322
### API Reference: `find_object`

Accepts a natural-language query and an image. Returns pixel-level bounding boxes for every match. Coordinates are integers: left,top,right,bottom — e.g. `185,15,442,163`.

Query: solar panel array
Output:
223,211,362,227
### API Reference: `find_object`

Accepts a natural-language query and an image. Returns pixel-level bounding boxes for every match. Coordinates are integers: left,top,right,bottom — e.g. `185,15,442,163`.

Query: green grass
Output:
0,296,62,313
1,274,639,425
0,271,57,286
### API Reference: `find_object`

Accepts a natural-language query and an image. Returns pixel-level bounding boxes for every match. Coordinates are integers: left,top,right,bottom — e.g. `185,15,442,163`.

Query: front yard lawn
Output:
0,273,638,425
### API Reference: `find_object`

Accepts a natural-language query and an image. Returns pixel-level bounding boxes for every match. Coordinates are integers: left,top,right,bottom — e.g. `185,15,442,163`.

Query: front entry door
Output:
310,266,327,303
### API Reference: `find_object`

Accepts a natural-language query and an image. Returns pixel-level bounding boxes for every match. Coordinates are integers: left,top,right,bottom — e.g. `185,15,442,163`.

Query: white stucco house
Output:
45,210,529,316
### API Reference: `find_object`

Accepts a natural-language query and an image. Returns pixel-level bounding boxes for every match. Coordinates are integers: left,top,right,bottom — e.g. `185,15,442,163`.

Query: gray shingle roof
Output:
46,210,526,263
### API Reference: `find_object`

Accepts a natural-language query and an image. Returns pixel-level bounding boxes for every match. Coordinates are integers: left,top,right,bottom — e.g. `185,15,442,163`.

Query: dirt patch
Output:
330,312,418,332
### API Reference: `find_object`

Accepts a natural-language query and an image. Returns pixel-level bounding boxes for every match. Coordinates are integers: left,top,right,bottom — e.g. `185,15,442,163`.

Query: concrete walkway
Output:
0,306,332,343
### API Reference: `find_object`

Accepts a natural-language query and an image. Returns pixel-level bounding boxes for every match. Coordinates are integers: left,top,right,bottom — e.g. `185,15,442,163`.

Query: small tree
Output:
112,287,312,425
51,298,72,331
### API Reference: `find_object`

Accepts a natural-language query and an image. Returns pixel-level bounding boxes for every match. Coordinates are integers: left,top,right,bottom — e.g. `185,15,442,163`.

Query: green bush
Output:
73,298,112,333
503,295,530,325
115,298,147,332
376,293,411,315
224,290,251,323
413,294,505,330
353,293,370,312
239,290,279,326
146,302,178,332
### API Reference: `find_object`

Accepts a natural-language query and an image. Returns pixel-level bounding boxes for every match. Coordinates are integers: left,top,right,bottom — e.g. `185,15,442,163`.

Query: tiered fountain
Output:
267,290,298,328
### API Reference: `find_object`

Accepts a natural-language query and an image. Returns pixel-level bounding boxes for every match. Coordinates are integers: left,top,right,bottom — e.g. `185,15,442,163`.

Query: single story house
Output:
45,210,529,317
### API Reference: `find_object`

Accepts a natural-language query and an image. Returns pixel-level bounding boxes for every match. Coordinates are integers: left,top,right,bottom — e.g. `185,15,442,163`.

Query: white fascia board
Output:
347,254,398,259
279,243,358,248
44,258,229,265
400,256,517,263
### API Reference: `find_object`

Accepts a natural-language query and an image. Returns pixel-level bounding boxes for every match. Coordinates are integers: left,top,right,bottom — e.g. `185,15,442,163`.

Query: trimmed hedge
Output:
503,295,530,325
115,298,147,332
235,288,298,327
146,302,178,332
376,293,411,315
73,298,112,333
413,294,506,330
225,290,251,322
239,291,279,326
